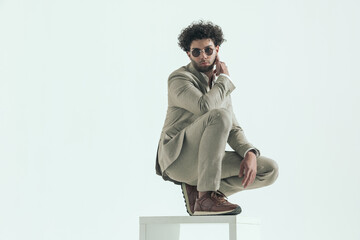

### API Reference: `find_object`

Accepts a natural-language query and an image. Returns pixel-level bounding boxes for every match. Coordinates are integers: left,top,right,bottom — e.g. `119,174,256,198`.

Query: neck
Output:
204,70,214,81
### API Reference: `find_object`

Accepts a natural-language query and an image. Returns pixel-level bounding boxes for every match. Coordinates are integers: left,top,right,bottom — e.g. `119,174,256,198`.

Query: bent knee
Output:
258,156,279,185
208,108,232,129
268,159,279,185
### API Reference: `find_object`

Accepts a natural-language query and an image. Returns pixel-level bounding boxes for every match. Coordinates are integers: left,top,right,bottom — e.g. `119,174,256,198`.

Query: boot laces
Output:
211,191,228,203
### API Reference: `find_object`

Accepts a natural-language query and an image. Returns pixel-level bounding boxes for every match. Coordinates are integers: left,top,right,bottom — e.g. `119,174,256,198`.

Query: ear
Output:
186,51,191,59
215,45,220,53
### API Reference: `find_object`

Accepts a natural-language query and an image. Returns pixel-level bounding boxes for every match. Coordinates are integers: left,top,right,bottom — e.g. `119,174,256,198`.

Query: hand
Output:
239,151,257,188
214,55,230,76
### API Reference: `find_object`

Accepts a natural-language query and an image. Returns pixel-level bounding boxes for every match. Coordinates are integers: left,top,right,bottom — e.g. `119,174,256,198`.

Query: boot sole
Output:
193,206,242,216
181,183,193,216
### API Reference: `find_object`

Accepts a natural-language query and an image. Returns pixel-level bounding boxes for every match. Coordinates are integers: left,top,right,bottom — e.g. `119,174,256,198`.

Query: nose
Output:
199,50,208,59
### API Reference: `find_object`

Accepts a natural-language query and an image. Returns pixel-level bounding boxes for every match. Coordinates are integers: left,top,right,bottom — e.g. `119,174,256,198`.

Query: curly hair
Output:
178,20,225,52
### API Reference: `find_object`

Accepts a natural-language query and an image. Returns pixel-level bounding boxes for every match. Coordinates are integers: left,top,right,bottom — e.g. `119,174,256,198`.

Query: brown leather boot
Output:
193,191,241,216
181,183,198,216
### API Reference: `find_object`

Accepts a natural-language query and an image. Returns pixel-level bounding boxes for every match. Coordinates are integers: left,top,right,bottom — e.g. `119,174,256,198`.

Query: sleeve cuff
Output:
244,148,260,158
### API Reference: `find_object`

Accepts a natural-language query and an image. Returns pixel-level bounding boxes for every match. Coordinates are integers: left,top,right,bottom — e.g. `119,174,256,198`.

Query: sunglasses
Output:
190,47,214,57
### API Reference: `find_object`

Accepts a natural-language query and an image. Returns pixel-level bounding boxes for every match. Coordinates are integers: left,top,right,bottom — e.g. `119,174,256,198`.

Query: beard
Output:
191,57,216,73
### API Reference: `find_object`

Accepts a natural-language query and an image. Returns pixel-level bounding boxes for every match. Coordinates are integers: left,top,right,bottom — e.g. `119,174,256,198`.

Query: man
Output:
155,21,278,216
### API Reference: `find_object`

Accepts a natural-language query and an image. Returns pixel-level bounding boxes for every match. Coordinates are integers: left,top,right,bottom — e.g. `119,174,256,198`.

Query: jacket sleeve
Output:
227,96,260,158
168,73,236,115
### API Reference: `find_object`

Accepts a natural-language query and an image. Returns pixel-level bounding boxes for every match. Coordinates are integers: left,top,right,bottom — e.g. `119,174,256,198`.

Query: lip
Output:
200,62,209,66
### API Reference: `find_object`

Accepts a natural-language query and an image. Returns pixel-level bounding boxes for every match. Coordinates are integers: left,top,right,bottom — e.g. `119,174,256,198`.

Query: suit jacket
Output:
156,62,259,184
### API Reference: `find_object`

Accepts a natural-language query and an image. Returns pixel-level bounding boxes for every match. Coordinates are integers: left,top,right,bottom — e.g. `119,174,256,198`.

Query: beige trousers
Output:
165,108,279,196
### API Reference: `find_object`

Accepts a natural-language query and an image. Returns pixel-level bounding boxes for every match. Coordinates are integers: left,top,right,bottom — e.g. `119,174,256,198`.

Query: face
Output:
187,38,219,73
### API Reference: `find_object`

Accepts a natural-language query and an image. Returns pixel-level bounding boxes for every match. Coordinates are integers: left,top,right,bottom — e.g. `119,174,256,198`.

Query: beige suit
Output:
156,62,278,195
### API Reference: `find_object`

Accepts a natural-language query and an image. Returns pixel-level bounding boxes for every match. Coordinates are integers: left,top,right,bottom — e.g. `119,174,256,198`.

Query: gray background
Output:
1,0,359,239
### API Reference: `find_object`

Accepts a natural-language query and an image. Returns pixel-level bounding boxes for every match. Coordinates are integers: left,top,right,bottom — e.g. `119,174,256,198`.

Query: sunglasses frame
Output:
190,47,214,57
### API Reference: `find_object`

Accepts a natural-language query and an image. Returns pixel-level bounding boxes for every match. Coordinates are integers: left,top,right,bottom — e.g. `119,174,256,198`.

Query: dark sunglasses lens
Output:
191,49,200,57
205,48,213,55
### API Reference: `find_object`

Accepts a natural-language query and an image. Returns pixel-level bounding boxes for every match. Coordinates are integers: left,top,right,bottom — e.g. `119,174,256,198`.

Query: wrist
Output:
245,150,256,157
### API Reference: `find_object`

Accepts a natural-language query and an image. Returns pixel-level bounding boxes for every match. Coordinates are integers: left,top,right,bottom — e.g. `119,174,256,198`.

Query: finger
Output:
252,169,257,182
239,163,244,178
244,169,255,188
242,169,251,187
243,177,249,188
245,175,253,188
250,172,256,186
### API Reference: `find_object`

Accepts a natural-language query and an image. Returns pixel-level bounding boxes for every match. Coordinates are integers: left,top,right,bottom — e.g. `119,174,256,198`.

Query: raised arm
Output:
168,73,235,115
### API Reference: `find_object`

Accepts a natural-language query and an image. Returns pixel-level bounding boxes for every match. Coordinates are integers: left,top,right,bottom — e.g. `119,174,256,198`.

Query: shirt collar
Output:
200,72,217,87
